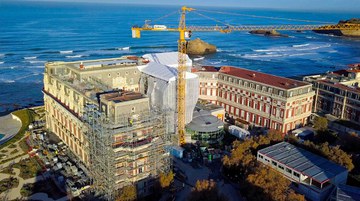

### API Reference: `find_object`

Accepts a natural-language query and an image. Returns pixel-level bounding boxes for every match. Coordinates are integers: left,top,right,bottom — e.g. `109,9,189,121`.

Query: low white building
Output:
257,142,348,201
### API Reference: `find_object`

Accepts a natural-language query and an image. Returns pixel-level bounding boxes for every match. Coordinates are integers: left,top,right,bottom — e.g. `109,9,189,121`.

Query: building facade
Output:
194,66,314,133
303,64,360,125
43,57,171,199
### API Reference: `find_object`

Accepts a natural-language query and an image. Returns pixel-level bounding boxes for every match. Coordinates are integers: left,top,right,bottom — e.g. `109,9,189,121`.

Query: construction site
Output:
83,103,172,199
39,6,360,201
43,52,200,200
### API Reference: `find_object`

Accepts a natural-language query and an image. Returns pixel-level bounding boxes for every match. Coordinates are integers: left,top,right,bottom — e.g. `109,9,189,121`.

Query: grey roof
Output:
258,142,348,183
186,110,224,133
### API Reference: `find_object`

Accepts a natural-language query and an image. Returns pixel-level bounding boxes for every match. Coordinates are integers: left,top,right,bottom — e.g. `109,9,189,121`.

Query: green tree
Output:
117,185,137,201
188,180,228,201
313,117,328,131
159,170,174,189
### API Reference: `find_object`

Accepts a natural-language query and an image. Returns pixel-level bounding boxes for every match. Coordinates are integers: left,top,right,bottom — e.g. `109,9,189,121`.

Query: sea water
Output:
1,1,360,112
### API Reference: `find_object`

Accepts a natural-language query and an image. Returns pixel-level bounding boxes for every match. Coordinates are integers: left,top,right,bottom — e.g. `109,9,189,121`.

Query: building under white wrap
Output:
143,52,192,71
138,61,199,133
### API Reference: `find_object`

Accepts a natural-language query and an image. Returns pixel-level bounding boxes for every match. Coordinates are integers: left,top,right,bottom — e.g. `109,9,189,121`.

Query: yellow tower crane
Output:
131,6,360,146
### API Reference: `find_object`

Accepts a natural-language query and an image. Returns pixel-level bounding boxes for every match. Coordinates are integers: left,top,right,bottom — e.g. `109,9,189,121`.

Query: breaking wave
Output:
24,56,37,60
59,50,73,54
66,55,86,58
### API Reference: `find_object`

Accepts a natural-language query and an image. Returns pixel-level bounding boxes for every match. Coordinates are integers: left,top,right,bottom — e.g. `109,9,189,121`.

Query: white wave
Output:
254,43,331,53
292,43,309,48
24,56,37,60
329,50,338,53
1,79,15,83
118,47,130,50
0,62,4,65
210,61,222,65
66,55,85,58
288,53,316,57
0,54,4,57
60,50,73,54
193,57,204,61
217,48,234,53
29,66,44,69
29,60,46,64
242,53,284,58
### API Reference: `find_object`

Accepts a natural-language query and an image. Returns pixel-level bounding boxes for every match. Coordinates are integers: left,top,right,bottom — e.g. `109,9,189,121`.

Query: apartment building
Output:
194,66,315,133
258,142,348,201
43,57,171,199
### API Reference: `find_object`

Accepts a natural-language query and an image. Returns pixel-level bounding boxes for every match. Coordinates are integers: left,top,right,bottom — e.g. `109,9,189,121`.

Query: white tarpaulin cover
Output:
138,61,199,129
143,52,192,71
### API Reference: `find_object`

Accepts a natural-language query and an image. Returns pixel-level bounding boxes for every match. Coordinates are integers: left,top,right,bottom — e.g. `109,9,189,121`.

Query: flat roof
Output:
258,142,347,183
220,66,309,90
100,91,144,103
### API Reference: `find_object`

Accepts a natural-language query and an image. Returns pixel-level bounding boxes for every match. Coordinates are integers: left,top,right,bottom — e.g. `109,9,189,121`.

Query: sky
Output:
18,0,360,11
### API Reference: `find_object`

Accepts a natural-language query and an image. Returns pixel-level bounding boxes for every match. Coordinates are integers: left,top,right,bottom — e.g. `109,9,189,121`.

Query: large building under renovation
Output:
193,66,315,133
43,53,199,199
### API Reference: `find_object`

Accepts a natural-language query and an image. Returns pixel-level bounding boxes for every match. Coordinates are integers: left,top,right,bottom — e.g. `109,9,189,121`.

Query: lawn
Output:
0,109,34,150
21,179,67,199
0,177,19,194
13,158,42,179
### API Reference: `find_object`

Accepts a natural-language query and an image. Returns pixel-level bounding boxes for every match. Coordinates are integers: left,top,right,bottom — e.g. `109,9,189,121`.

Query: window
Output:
293,172,300,178
131,107,135,113
286,168,292,174
108,73,111,77
272,161,277,166
126,71,129,75
117,72,120,76
134,71,137,74
139,167,143,173
258,154,263,159
278,165,284,170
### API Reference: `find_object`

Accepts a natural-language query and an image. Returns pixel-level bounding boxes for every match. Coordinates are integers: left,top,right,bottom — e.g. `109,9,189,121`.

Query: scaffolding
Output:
83,104,172,200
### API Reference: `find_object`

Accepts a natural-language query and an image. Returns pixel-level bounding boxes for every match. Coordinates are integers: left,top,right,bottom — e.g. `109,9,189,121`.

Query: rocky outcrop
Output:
249,30,289,37
187,38,216,55
313,18,360,37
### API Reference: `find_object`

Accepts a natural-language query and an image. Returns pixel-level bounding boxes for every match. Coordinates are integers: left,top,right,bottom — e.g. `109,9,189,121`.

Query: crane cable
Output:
196,9,335,24
192,11,234,27
147,10,179,24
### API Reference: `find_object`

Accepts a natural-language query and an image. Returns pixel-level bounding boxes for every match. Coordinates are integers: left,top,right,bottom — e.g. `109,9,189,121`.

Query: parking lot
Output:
27,124,91,198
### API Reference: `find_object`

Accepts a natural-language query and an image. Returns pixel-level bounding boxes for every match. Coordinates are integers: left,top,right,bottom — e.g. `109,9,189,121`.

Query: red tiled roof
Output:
219,66,309,90
192,66,219,72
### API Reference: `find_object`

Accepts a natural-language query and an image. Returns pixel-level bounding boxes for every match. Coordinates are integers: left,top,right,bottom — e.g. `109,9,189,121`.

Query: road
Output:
173,157,244,201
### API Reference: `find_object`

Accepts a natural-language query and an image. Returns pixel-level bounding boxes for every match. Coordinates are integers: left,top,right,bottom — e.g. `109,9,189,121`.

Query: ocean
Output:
0,1,360,113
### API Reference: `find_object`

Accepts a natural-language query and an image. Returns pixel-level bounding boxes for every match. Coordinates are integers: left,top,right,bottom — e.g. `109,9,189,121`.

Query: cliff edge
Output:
313,18,360,37
187,38,216,55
